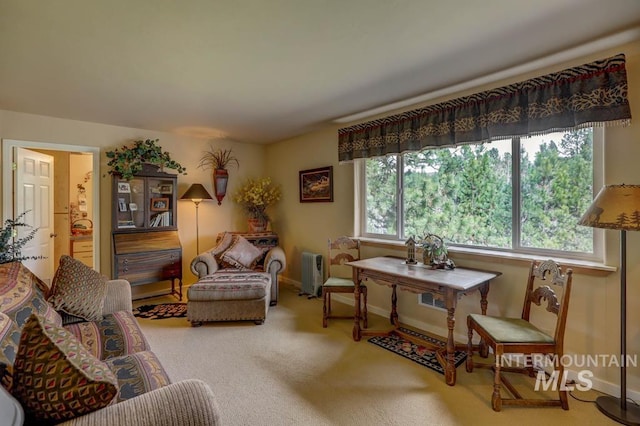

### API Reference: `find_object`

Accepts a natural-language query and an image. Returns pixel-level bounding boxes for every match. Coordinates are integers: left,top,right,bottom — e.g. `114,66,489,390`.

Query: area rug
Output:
368,327,466,375
133,303,187,319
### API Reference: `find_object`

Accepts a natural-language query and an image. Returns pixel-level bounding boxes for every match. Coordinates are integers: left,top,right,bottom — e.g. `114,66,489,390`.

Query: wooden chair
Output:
466,259,573,411
322,236,367,328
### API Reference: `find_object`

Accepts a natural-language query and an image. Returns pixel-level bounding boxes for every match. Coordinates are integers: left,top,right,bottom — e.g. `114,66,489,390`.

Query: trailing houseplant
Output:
106,138,187,180
0,211,44,264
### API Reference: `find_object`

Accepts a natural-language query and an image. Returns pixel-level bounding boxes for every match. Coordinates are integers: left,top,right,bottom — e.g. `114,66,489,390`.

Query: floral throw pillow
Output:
12,314,118,422
48,255,107,322
221,235,267,269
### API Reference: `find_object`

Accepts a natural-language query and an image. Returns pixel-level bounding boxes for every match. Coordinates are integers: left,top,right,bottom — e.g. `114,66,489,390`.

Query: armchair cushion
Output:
0,261,62,328
12,314,118,423
0,312,20,391
105,351,171,403
221,235,267,269
48,255,107,323
64,311,151,361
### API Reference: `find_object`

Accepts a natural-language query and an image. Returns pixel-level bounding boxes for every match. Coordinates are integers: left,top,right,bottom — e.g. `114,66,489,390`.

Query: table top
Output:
346,256,501,291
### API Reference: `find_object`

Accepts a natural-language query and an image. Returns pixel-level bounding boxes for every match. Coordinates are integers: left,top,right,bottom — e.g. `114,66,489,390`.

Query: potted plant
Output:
106,138,187,180
420,233,455,269
0,211,44,264
233,177,281,232
197,146,239,205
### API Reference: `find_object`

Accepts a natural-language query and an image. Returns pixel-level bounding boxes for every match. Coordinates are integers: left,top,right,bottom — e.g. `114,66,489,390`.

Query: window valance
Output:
338,54,631,162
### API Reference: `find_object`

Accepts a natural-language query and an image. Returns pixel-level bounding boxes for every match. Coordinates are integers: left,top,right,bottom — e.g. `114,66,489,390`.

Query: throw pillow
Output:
48,255,107,322
221,235,267,269
210,232,234,260
12,314,117,422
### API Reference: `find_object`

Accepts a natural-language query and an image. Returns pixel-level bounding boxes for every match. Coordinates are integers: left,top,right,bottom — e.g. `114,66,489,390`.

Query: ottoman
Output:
187,271,272,326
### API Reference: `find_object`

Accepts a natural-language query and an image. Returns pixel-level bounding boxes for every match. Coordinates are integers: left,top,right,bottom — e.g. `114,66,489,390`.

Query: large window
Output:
360,129,602,259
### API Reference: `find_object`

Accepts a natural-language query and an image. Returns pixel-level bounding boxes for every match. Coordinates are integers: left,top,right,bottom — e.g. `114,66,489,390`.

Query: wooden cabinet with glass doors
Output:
111,164,182,299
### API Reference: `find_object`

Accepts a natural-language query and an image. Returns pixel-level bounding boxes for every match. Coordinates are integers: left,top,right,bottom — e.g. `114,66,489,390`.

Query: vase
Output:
248,218,267,233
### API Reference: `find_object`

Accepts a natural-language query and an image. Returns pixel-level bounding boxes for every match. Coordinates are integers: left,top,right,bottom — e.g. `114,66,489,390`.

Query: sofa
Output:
188,232,286,325
0,258,220,425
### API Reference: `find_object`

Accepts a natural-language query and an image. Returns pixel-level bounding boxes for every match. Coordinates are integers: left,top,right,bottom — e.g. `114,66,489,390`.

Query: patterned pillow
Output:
48,255,107,322
221,235,268,269
0,312,21,391
0,261,62,328
210,232,234,260
12,314,118,422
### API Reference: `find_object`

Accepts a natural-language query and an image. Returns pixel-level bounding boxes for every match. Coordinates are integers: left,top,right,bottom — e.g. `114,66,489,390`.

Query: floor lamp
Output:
180,183,213,254
579,184,640,425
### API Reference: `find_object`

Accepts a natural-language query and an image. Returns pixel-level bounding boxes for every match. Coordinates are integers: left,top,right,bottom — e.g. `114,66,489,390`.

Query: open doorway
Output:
2,139,100,282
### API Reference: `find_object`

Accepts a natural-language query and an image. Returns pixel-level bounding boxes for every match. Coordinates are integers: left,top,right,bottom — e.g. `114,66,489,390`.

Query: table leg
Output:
390,284,398,326
445,289,457,386
352,268,362,341
479,282,490,358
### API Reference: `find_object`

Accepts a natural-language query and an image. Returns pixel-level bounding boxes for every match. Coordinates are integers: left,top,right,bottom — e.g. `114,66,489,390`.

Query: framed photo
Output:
159,184,173,194
299,166,333,202
117,182,131,193
150,197,169,212
129,203,138,211
118,198,127,212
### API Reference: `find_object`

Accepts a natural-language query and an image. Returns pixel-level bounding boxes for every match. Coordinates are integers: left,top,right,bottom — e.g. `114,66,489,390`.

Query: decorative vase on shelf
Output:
248,218,267,233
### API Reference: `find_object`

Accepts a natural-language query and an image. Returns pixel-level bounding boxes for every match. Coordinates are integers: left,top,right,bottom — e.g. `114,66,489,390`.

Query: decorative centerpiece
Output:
233,177,281,232
106,138,187,180
197,145,239,205
420,233,455,269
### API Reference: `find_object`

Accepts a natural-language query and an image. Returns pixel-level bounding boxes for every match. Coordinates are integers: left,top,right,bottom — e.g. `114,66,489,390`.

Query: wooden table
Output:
347,256,501,386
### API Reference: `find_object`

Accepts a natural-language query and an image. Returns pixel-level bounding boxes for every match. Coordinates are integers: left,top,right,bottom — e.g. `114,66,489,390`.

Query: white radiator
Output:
300,252,323,298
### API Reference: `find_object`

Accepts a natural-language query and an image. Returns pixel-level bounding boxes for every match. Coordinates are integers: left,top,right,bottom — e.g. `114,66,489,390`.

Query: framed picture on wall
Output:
299,166,333,203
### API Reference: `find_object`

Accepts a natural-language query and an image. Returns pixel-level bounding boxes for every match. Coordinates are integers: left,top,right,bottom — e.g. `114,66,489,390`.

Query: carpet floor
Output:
135,283,616,426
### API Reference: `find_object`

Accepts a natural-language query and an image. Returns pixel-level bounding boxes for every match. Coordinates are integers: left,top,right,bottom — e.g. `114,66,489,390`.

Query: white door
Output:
14,147,55,282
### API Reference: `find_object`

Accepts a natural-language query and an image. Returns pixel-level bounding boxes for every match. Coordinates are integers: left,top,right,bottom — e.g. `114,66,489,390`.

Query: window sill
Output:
358,237,616,277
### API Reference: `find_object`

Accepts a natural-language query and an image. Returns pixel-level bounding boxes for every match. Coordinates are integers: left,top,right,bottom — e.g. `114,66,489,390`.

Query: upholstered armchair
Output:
190,232,287,305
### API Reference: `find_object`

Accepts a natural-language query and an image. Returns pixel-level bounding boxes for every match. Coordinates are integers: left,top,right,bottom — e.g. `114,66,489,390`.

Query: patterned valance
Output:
338,54,631,162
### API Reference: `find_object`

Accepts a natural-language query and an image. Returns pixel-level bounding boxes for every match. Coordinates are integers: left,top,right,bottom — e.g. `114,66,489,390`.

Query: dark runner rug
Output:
368,327,466,375
133,303,187,319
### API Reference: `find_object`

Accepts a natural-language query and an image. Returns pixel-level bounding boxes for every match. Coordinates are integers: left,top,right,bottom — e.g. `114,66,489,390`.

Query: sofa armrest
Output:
265,246,286,275
103,279,133,315
190,252,220,278
59,379,221,426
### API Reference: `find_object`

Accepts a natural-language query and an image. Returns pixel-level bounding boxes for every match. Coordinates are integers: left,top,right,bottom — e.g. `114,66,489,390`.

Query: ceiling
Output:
2,1,640,144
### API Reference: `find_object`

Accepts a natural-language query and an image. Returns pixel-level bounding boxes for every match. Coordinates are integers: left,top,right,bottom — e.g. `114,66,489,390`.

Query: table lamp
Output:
579,184,640,425
180,183,213,254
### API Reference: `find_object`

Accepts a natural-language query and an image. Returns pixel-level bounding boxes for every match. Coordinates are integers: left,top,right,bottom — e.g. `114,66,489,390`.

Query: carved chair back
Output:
327,236,360,279
521,259,573,352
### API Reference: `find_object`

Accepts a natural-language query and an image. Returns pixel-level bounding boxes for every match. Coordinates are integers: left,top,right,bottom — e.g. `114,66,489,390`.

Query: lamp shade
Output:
180,184,213,202
579,184,640,231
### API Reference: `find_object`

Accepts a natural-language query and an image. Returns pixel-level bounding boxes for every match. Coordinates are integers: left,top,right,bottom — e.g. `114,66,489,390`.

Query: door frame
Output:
2,139,101,272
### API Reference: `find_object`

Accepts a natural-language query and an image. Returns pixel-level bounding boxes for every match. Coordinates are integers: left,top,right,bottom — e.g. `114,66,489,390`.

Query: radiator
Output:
300,252,323,298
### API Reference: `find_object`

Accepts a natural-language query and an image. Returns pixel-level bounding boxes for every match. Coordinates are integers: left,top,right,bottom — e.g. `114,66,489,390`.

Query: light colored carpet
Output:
136,283,615,425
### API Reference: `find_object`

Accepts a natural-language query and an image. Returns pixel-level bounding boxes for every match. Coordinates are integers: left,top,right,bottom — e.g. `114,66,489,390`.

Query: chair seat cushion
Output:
469,313,554,343
323,277,355,287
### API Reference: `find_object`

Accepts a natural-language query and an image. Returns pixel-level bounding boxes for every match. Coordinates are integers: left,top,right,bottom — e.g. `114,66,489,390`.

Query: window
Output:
360,128,602,259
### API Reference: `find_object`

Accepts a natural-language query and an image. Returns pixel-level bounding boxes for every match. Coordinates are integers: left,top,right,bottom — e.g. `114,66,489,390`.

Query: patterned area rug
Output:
368,327,466,375
133,303,187,319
